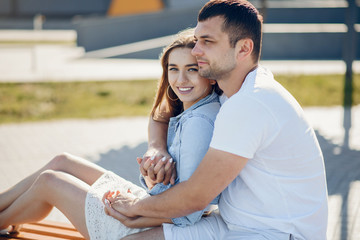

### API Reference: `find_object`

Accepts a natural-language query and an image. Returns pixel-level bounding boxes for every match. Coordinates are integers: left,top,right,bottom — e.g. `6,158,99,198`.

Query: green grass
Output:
0,80,158,124
0,74,359,124
276,74,360,107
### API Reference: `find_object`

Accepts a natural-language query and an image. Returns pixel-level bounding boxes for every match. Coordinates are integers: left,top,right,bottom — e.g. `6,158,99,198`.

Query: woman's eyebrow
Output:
186,63,198,67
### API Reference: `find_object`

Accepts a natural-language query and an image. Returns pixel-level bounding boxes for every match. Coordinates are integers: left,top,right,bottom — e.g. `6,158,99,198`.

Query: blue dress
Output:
141,91,221,227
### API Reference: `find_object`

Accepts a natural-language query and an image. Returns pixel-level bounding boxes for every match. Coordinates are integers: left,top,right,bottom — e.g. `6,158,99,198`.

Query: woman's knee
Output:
34,169,60,190
47,152,72,171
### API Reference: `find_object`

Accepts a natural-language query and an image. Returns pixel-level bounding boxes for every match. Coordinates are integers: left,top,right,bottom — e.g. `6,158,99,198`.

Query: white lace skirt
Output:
85,171,150,240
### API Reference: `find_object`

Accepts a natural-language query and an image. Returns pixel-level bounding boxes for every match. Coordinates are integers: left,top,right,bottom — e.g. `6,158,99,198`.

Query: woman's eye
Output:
169,67,178,71
188,68,198,72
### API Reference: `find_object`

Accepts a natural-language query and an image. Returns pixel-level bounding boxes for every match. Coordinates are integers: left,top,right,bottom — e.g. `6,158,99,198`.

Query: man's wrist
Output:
130,197,141,217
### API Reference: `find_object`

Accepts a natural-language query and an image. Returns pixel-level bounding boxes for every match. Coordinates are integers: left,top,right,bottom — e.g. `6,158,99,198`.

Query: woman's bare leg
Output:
0,152,106,212
0,170,91,239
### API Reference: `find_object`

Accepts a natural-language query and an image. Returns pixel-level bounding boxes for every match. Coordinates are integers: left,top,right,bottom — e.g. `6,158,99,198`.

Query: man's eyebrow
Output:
198,34,213,39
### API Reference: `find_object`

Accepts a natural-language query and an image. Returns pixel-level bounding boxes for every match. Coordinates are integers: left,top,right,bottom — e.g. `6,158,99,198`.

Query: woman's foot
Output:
0,225,21,235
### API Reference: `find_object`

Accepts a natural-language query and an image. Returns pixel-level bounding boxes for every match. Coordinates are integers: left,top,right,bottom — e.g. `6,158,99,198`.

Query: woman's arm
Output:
145,100,171,161
144,116,169,160
142,114,177,186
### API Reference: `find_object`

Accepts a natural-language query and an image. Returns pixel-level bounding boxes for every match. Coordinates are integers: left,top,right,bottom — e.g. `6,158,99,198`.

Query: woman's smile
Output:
177,87,193,94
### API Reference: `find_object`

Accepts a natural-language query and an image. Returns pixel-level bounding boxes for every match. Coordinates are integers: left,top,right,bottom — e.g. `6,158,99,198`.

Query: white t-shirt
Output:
210,66,328,240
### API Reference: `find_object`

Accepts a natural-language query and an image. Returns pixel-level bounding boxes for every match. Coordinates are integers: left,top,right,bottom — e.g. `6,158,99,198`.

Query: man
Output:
107,1,328,239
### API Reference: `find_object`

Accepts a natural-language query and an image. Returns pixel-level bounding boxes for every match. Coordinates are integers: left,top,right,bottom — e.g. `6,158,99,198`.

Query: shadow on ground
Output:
317,130,360,240
87,142,148,187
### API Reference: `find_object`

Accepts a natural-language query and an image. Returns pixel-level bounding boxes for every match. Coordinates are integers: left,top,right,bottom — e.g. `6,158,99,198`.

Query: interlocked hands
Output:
140,147,176,187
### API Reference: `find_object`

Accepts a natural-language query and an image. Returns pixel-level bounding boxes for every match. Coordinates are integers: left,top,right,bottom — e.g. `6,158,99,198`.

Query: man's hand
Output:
103,194,140,228
104,201,140,228
103,190,139,218
137,156,176,186
102,190,172,228
142,146,171,164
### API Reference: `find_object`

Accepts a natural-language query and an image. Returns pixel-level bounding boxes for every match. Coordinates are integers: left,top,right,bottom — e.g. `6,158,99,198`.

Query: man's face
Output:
192,16,237,80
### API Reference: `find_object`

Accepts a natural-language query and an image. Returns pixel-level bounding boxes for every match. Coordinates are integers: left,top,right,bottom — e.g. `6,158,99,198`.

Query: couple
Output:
0,1,328,239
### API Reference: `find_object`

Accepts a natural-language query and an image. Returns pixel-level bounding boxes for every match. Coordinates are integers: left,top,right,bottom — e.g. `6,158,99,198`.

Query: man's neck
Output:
220,63,258,98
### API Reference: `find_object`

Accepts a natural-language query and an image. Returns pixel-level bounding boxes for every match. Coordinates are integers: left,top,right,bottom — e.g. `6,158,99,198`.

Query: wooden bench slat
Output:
4,231,74,240
0,220,85,240
20,226,83,239
21,224,83,239
30,220,79,231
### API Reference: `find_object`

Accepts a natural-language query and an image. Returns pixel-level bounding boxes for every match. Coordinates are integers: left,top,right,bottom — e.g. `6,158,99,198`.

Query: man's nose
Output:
191,43,203,56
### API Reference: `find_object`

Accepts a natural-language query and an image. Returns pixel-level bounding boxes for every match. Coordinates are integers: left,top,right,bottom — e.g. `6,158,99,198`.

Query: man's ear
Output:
209,79,217,85
235,39,253,61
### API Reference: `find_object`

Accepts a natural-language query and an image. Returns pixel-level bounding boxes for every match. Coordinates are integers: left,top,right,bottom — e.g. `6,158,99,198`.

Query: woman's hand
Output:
142,146,171,164
102,190,171,228
103,190,139,218
103,197,139,228
141,147,172,181
137,156,176,186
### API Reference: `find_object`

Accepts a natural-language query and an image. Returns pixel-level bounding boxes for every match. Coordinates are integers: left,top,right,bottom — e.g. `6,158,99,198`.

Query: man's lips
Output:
197,59,208,66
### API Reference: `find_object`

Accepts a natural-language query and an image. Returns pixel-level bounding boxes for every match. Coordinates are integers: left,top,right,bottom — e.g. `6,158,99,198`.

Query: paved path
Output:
0,106,359,240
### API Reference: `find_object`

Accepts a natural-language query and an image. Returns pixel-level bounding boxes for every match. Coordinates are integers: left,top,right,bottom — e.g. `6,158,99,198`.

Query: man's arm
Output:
104,199,172,228
112,147,248,219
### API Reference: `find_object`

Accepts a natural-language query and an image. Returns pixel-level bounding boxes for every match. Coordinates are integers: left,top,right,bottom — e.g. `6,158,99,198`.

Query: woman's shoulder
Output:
187,100,220,124
194,100,220,114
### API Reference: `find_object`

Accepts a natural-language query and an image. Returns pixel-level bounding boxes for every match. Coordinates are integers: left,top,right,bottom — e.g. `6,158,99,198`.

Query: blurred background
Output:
0,1,360,240
0,0,359,78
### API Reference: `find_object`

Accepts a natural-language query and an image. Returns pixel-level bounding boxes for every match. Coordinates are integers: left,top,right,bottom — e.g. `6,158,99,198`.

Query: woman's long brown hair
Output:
150,28,222,121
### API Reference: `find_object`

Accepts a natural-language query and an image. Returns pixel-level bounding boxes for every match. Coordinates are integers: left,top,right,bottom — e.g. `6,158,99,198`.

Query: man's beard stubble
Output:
199,61,236,81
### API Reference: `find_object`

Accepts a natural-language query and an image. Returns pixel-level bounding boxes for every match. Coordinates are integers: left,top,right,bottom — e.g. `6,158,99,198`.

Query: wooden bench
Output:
1,220,85,240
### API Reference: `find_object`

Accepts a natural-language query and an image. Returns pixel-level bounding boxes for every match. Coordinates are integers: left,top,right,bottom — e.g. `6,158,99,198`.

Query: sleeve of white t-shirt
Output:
210,94,279,159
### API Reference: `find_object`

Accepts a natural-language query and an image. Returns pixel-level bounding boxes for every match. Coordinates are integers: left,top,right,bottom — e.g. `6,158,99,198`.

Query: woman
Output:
0,29,221,239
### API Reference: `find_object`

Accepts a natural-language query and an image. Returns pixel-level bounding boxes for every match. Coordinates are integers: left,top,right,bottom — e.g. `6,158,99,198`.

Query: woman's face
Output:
168,47,215,110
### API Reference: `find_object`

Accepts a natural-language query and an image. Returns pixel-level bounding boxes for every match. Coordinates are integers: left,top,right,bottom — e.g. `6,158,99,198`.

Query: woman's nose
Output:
177,71,188,83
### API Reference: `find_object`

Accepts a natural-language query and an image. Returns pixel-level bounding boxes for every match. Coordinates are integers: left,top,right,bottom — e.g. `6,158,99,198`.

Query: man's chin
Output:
199,71,213,79
199,68,209,77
